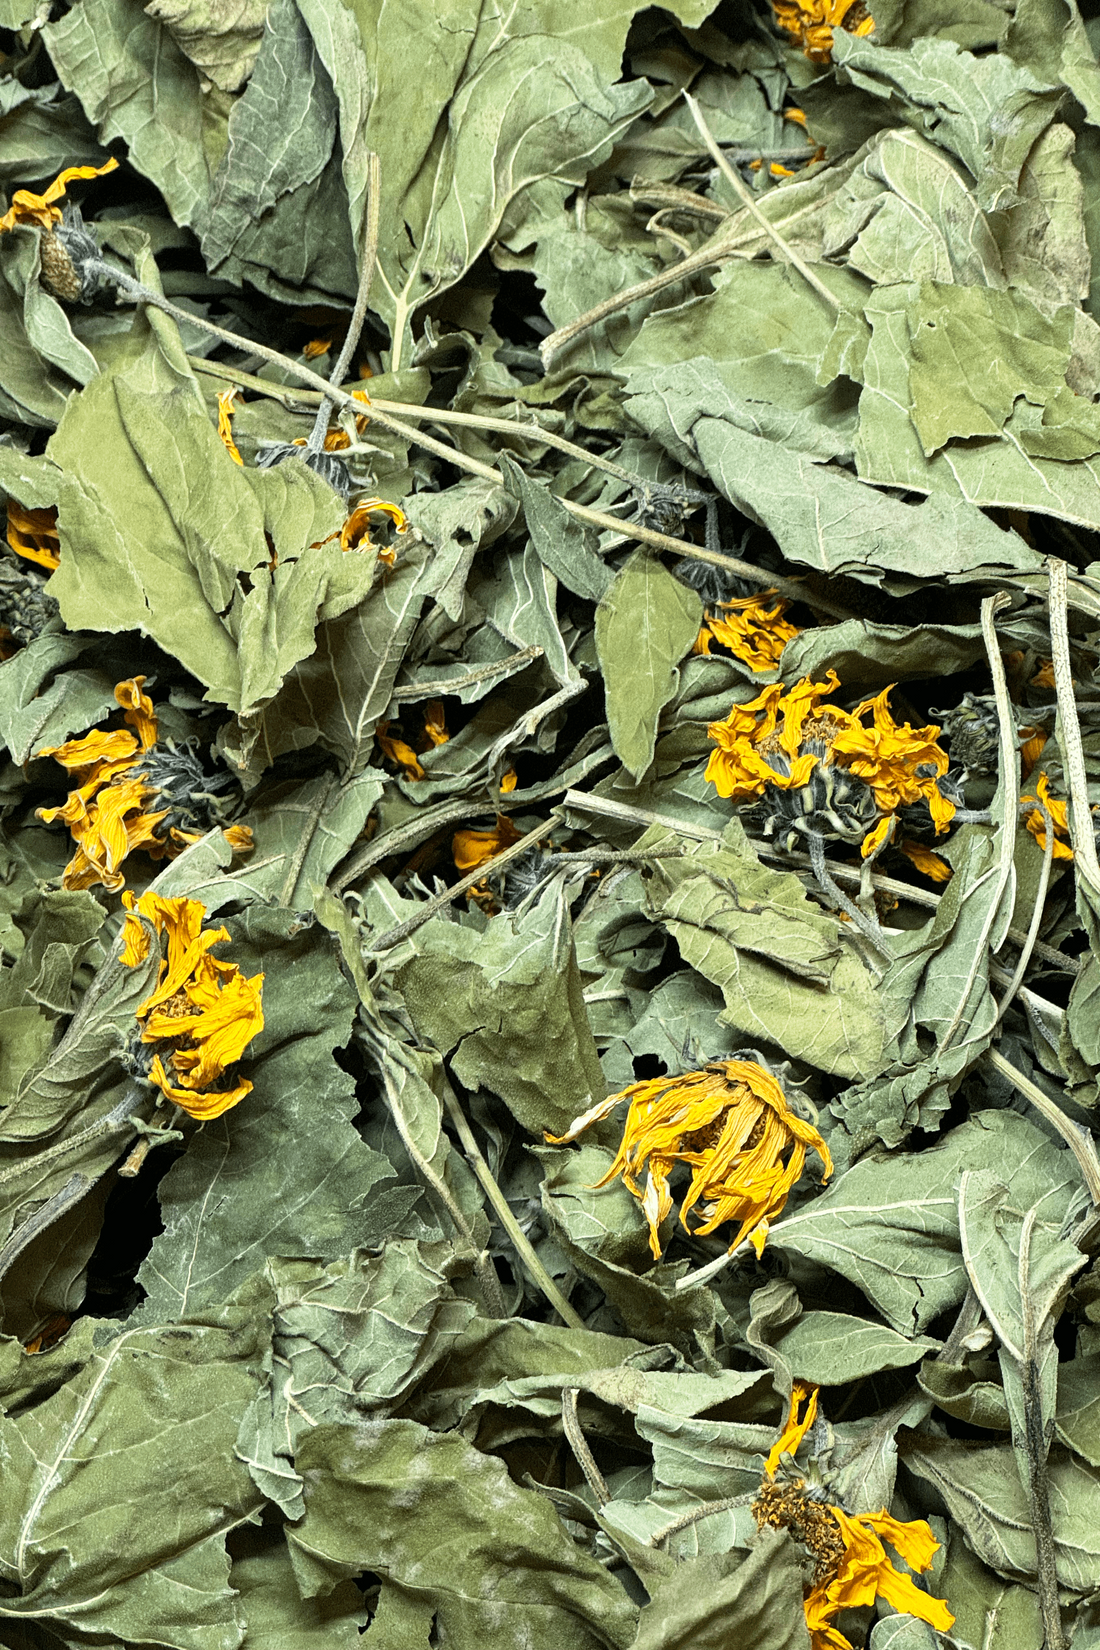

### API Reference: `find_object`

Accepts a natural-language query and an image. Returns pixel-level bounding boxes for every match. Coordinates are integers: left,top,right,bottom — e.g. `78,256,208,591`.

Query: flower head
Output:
546,1059,831,1261
753,1384,954,1650
121,891,263,1120
694,592,799,672
0,158,118,233
36,678,252,891
6,500,60,571
772,0,873,62
705,674,955,856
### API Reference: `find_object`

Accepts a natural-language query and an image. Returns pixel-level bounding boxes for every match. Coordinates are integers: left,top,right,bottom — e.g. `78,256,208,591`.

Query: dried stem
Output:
939,592,1018,1052
985,1048,1100,1205
684,93,841,316
1019,1209,1065,1650
562,1389,610,1503
649,1493,755,1545
1048,557,1100,899
439,1080,587,1332
992,800,1055,1030
307,149,381,454
366,812,562,952
807,830,890,964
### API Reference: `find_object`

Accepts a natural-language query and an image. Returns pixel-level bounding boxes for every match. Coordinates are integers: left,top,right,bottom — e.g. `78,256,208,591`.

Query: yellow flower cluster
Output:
705,671,955,858
36,678,252,892
772,0,874,62
546,1059,831,1261
122,891,264,1120
694,591,799,671
755,1384,954,1650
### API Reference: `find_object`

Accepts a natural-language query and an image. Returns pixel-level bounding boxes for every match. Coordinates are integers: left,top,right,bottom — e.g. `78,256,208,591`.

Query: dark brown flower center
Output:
752,1479,846,1585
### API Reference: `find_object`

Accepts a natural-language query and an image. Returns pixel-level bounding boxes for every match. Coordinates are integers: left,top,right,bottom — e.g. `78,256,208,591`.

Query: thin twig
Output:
389,646,544,701
561,1389,610,1504
649,1493,755,1544
684,93,841,317
992,801,1055,1030
985,1048,1100,1205
366,813,562,953
307,149,381,455
1048,557,1100,899
439,1080,586,1331
939,593,1018,1052
375,1055,508,1317
1019,1209,1065,1650
675,1239,749,1290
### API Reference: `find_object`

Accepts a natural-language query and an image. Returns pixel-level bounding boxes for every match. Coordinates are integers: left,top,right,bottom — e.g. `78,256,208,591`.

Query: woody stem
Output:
807,831,890,963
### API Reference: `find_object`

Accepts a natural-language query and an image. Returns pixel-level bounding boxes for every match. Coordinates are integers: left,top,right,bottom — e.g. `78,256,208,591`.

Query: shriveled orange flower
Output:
694,592,799,671
753,1384,954,1650
36,678,252,891
545,1059,831,1261
1020,725,1047,780
0,157,118,233
705,673,955,855
453,814,522,875
897,839,952,883
375,720,426,780
122,891,263,1121
1031,659,1056,690
421,700,449,748
6,499,60,570
1022,772,1074,861
303,337,331,358
772,0,873,62
216,388,243,465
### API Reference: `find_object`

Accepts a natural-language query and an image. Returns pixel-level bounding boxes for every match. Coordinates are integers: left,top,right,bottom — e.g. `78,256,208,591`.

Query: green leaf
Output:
641,823,893,1080
288,1419,640,1649
832,33,1060,213
499,452,612,604
854,282,1100,530
621,261,866,463
938,1531,1043,1650
595,552,701,781
772,1311,940,1385
630,1530,811,1650
779,617,985,691
229,1523,366,1648
823,127,1004,289
300,1,653,364
45,0,216,229
959,1169,1086,1501
0,632,118,765
768,1109,1079,1333
0,1296,266,1646
135,905,405,1320
238,1241,476,1517
46,343,360,714
902,1429,1100,1592
227,534,429,777
196,0,355,302
145,0,270,94
394,882,607,1139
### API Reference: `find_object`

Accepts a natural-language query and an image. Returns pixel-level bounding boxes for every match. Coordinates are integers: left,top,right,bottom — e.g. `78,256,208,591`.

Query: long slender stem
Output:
561,1388,610,1501
307,150,381,455
1049,556,1100,899
939,592,1018,1052
807,829,890,963
366,812,562,953
1019,1210,1065,1650
992,801,1055,1030
439,1080,586,1332
985,1048,1100,1205
684,93,841,317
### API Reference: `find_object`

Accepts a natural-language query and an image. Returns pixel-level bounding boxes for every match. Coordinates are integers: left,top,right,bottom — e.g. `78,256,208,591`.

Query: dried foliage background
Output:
1,0,1100,1645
